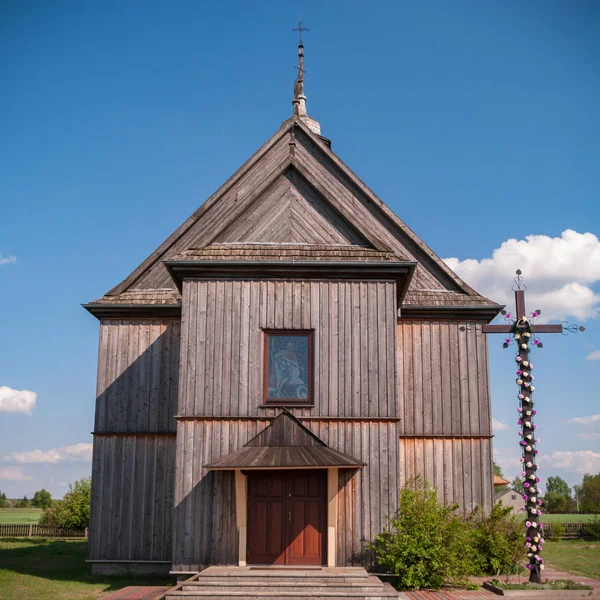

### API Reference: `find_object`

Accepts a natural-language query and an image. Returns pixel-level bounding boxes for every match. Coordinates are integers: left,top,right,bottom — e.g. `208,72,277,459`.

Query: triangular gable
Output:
103,118,492,305
214,168,370,246
245,410,324,448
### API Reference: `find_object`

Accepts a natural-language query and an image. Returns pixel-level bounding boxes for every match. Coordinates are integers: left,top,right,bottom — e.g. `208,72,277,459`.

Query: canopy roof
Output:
204,410,365,471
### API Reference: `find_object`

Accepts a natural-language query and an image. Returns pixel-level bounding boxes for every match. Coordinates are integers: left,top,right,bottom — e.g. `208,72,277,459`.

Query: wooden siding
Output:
95,319,181,433
214,170,369,246
178,280,397,418
89,435,176,561
397,320,492,436
172,419,399,571
399,437,494,513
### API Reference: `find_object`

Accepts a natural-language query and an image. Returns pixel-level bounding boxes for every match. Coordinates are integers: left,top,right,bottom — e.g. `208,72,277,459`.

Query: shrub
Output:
41,478,90,530
367,478,475,590
585,517,600,539
469,502,525,576
546,521,564,540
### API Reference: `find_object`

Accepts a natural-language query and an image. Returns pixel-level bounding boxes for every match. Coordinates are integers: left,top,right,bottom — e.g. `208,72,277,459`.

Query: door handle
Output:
288,510,292,523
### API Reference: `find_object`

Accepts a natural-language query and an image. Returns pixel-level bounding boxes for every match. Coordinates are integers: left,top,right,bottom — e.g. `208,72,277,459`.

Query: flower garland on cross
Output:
480,270,584,584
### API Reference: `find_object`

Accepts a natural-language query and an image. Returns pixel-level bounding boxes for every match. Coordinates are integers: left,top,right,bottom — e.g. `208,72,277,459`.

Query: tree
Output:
17,495,29,508
510,477,524,495
0,491,7,508
32,489,52,509
579,473,600,514
50,477,91,530
544,491,569,514
546,476,571,498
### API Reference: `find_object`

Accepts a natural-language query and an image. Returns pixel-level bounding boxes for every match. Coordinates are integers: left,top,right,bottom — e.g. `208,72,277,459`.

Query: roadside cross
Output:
481,270,584,584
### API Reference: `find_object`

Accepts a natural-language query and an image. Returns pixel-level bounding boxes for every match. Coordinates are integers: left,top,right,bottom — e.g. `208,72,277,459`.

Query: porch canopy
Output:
204,410,365,471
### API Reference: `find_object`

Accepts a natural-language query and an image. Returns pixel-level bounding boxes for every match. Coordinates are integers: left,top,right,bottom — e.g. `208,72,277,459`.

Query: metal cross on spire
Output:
293,18,310,46
480,270,584,584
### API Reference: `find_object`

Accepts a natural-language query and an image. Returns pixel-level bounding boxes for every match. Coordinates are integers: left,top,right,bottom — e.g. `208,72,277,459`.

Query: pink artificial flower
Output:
517,369,523,375
516,356,522,362
518,393,525,399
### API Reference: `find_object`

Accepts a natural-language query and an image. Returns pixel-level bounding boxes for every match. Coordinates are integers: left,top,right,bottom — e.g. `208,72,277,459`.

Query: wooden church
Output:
84,40,501,577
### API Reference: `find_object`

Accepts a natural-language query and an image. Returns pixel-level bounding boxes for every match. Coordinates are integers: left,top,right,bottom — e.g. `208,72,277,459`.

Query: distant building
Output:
495,488,523,514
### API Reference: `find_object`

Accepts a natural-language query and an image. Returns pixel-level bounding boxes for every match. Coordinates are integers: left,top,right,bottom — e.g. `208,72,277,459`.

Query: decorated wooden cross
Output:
481,270,584,583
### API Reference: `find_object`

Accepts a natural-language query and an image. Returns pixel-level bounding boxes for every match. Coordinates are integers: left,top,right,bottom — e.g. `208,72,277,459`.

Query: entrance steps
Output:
165,566,406,599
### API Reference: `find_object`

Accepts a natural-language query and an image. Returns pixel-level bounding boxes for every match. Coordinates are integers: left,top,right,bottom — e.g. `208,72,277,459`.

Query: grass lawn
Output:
0,509,43,524
541,514,599,523
0,538,173,600
543,541,600,580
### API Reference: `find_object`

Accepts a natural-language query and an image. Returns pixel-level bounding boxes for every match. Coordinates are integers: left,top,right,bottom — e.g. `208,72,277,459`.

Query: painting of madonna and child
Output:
265,331,313,404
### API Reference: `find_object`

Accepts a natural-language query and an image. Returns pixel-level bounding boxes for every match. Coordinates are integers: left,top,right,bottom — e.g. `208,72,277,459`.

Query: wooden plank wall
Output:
89,319,180,562
89,435,176,561
94,319,181,433
399,438,494,514
178,279,397,418
172,419,399,571
397,320,491,437
397,319,494,512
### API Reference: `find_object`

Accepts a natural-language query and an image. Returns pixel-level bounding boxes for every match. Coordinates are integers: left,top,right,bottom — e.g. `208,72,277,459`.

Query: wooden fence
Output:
0,524,88,538
543,522,600,539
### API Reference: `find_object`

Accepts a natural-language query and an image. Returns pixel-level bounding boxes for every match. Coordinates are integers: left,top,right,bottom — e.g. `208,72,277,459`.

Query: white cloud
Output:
492,418,509,431
540,450,600,474
0,254,16,265
578,432,600,441
444,230,600,321
0,466,32,481
0,386,37,415
5,443,93,464
586,350,600,361
565,414,600,426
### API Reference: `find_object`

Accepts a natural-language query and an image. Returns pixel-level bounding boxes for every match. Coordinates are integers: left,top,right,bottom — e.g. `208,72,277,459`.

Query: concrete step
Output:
193,576,377,585
182,585,385,593
166,581,401,599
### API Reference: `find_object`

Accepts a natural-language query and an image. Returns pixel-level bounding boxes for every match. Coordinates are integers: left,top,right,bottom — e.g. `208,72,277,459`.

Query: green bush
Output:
367,478,475,590
585,517,600,539
546,521,564,541
469,502,525,576
40,478,90,530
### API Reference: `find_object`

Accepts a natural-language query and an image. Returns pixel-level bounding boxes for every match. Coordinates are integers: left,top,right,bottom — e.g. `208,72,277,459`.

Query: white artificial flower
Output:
526,445,532,451
531,545,537,552
526,462,533,468
525,422,532,428
517,379,524,385
515,334,521,340
531,386,535,391
523,361,529,367
531,497,537,503
523,371,529,377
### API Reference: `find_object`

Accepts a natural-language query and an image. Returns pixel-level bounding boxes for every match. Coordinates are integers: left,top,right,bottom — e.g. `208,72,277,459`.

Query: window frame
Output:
262,329,314,406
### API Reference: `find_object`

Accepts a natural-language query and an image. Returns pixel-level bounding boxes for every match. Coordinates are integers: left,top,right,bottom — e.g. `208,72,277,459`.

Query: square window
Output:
263,330,313,405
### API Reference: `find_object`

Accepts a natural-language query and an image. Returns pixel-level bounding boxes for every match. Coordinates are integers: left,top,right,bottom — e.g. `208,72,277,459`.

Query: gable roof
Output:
86,118,500,316
204,410,366,470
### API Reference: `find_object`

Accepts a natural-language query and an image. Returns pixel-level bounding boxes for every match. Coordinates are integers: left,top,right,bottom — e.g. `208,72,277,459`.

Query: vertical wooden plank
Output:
229,281,241,416
367,283,378,417
443,439,453,505
119,436,135,559
351,283,361,417
343,282,353,417
239,281,251,416
422,322,432,435
89,437,103,559
396,322,404,434
95,324,109,432
137,323,151,431
440,323,452,436
143,437,157,559
125,323,140,432
404,323,414,434
359,283,369,417
248,281,260,414
458,322,470,435
105,322,120,432
169,321,181,432
319,282,330,418
449,324,461,435
212,281,225,418
467,326,480,436
413,322,423,435
431,323,442,435
452,438,464,510
330,282,339,417
478,326,492,436
148,322,162,432
159,322,171,432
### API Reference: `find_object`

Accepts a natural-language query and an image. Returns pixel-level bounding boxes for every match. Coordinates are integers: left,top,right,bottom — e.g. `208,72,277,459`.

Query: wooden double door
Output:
247,470,326,566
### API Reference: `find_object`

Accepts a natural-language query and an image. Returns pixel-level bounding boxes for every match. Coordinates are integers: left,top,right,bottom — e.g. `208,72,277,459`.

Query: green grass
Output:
0,539,173,600
540,514,599,523
0,509,43,524
543,540,600,580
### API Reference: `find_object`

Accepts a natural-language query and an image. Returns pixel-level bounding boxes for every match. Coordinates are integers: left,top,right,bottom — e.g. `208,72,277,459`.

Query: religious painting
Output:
264,331,313,404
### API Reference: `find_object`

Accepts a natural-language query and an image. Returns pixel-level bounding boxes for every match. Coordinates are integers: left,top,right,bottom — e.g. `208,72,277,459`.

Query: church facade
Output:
84,44,501,575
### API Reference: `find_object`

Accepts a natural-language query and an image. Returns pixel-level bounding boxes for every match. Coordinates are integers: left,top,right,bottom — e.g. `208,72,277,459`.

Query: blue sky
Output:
0,0,598,499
